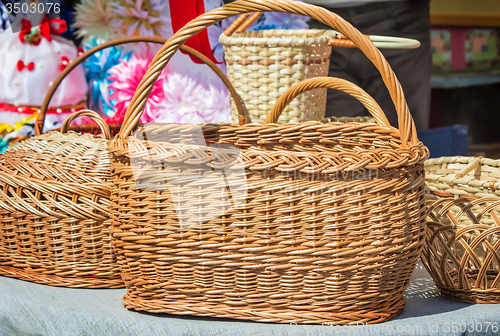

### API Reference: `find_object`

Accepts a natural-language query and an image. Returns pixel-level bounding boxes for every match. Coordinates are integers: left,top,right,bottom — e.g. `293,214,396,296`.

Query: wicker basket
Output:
108,0,429,325
0,36,244,289
422,197,500,303
0,110,122,288
422,156,500,303
425,156,500,199
220,29,334,124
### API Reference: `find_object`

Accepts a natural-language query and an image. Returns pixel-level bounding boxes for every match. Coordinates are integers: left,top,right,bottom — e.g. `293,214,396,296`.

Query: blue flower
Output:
0,138,9,153
82,39,131,116
260,12,310,30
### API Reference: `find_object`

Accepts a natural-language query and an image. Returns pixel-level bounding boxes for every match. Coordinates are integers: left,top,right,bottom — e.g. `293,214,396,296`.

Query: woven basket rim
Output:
219,29,335,47
425,156,500,193
111,121,429,171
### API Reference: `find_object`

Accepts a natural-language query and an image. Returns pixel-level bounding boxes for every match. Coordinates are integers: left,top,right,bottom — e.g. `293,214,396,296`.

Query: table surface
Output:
1,262,499,336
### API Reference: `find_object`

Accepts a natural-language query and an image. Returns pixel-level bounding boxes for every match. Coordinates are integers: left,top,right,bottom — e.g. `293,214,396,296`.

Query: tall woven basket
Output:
220,29,334,124
0,36,244,288
422,156,500,303
109,0,429,325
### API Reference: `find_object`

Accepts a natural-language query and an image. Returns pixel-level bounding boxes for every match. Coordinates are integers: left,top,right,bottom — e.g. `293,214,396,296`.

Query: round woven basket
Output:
0,36,244,288
0,110,122,288
220,29,334,124
108,0,429,325
423,197,500,303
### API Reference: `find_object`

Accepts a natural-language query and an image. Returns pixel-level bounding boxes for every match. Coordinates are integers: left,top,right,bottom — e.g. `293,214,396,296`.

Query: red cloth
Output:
169,0,221,64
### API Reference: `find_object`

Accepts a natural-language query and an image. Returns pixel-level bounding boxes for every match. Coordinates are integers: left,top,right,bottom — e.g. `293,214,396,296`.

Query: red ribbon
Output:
19,17,67,45
169,0,221,64
17,60,35,72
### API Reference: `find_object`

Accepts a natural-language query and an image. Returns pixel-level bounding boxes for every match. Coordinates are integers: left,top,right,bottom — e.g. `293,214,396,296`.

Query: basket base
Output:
0,265,124,289
439,287,500,304
122,294,406,325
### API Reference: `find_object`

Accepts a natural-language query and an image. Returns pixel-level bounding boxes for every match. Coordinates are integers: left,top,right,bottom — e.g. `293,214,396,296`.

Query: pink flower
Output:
106,55,167,124
156,71,231,124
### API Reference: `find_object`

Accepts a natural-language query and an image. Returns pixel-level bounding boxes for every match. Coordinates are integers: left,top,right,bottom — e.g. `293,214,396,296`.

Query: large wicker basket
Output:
108,0,429,325
0,36,244,289
422,197,500,303
220,29,334,124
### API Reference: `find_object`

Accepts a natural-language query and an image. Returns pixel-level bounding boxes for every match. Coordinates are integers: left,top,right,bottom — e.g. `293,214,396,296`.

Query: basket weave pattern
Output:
425,156,500,199
110,122,428,324
108,0,427,325
422,197,500,303
0,131,122,288
221,29,333,123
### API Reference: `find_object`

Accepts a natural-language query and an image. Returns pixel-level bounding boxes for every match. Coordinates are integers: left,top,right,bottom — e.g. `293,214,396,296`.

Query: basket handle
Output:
267,77,390,126
35,36,250,136
119,0,418,149
227,13,420,49
61,109,112,140
455,157,483,178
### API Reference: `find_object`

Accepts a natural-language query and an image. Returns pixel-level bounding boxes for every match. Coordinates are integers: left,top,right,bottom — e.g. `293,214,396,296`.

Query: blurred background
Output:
427,0,500,159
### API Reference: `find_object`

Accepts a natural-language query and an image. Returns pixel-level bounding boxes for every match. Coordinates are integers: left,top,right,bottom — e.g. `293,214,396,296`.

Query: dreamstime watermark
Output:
129,123,383,228
290,321,499,334
3,0,62,34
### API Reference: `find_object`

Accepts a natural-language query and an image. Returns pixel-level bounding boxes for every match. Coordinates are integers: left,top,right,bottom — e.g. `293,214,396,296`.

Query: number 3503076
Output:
5,2,60,14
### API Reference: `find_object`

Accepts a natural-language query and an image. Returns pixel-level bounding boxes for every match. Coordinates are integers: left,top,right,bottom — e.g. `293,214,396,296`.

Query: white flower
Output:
158,71,230,124
109,0,172,38
74,0,116,43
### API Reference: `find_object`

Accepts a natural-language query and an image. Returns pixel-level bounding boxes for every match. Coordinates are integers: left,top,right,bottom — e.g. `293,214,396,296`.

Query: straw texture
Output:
108,0,428,324
220,29,334,123
425,156,500,199
0,110,122,288
422,197,500,303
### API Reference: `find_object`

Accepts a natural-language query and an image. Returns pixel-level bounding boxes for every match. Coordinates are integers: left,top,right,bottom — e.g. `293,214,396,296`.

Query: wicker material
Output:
108,0,428,325
425,156,500,199
0,110,122,288
220,29,334,124
422,197,500,303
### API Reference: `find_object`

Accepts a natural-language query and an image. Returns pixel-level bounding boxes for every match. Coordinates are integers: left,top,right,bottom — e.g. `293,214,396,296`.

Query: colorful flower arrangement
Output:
75,0,310,125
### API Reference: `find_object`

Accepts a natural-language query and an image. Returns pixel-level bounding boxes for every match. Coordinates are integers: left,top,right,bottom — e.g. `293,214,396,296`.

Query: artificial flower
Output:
109,0,172,38
260,12,310,30
158,71,231,124
82,39,131,116
0,2,10,32
74,0,116,43
106,55,167,124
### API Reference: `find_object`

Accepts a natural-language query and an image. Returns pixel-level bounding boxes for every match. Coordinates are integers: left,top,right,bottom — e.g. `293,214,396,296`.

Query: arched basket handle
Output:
228,12,421,49
118,0,418,149
61,109,112,140
267,77,390,126
35,36,250,136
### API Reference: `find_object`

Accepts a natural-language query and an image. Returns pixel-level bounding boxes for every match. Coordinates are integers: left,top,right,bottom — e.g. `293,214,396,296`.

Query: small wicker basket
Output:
422,197,500,303
0,110,121,288
220,29,334,124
